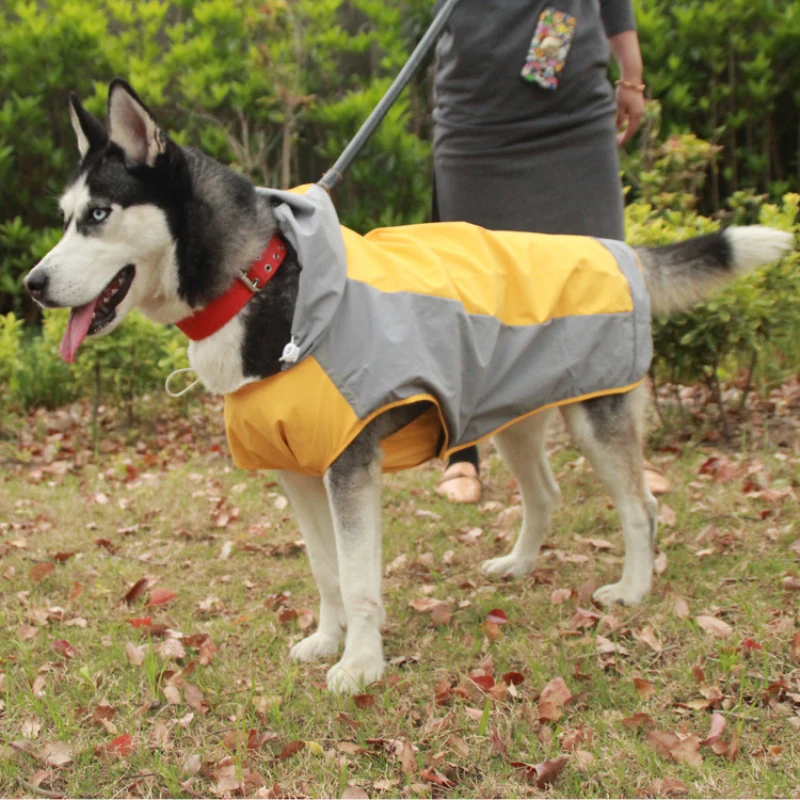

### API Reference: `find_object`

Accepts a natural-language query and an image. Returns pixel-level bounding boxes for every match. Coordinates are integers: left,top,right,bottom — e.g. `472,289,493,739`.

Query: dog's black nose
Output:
25,271,48,297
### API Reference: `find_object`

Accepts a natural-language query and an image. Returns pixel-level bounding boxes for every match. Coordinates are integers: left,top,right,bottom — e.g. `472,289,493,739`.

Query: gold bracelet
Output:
616,79,646,93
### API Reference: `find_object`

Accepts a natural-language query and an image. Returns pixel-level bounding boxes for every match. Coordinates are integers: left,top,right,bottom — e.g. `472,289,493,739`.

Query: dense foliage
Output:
1,0,797,419
633,0,800,207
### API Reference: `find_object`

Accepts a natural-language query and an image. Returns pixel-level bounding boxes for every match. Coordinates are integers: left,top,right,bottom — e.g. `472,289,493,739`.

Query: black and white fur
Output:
26,81,794,693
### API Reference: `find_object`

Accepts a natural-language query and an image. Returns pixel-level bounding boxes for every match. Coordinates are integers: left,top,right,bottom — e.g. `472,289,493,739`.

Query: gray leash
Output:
317,0,460,193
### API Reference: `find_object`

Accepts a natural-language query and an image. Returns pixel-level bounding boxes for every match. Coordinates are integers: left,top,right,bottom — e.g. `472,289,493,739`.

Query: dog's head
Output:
25,80,194,362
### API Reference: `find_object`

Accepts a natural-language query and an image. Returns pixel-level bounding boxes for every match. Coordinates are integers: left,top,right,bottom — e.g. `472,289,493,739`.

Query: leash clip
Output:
280,336,300,365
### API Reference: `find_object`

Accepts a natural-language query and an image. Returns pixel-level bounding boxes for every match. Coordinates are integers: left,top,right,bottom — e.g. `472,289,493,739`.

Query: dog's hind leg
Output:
323,436,386,694
561,388,658,606
482,408,559,578
279,471,347,661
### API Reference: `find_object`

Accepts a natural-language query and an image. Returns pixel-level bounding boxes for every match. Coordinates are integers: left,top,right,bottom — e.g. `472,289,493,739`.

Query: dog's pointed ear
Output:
107,78,167,168
69,93,108,158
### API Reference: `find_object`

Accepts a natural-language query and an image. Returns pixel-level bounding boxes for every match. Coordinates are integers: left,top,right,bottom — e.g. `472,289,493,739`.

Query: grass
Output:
0,394,798,798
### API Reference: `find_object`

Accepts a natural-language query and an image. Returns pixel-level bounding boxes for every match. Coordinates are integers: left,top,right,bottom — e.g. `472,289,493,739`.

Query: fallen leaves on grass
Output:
512,756,569,789
50,640,77,659
99,733,135,758
695,615,733,638
649,777,689,797
124,642,146,666
147,587,178,607
646,729,702,767
29,563,54,582
537,676,573,722
123,577,152,605
634,677,656,701
38,741,74,767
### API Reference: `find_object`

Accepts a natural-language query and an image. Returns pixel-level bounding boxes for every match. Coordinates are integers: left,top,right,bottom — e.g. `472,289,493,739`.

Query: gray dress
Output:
432,0,636,240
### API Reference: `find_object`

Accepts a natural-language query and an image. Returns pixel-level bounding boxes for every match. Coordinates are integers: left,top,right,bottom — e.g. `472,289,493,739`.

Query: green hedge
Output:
1,0,798,420
0,0,433,321
634,0,800,207
4,0,798,320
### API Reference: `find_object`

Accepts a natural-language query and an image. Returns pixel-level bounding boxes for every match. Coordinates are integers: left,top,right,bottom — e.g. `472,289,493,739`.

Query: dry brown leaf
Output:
791,632,800,663
621,712,655,730
703,712,726,745
514,756,569,789
483,620,503,641
408,598,444,613
341,787,369,799
430,603,452,626
596,635,629,655
182,754,202,777
124,641,146,666
151,721,171,749
673,596,690,619
636,625,663,654
39,741,74,767
646,729,679,760
671,734,702,767
147,587,178,607
634,677,656,701
163,684,181,705
337,742,366,754
551,588,573,605
398,739,417,777
277,740,305,760
30,563,55,583
19,624,38,641
574,750,595,772
447,734,469,758
658,503,676,528
585,537,612,551
539,676,572,706
353,694,375,710
123,577,151,606
420,768,456,788
695,615,733,638
21,717,42,739
158,639,186,660
649,777,689,797
183,682,208,715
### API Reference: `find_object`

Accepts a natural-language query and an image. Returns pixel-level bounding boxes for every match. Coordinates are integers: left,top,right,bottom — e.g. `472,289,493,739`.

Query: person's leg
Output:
436,444,481,504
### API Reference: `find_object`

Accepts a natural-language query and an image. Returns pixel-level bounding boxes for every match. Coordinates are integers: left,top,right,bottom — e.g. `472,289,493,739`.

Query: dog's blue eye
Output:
91,208,110,222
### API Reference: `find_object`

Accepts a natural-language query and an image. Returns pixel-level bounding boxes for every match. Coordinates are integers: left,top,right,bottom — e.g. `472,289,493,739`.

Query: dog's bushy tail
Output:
636,226,794,317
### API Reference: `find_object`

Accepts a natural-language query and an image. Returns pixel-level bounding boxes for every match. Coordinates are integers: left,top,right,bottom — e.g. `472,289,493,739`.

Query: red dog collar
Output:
176,235,288,341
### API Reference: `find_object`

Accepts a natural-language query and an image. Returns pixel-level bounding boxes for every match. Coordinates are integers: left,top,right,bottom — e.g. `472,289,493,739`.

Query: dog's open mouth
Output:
60,264,135,363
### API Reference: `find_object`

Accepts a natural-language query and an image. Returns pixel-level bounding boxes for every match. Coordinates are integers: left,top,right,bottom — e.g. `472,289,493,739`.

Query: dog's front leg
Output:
323,444,385,694
278,471,347,661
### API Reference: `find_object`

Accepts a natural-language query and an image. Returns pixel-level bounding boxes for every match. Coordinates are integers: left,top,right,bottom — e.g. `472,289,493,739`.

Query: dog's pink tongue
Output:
60,300,98,363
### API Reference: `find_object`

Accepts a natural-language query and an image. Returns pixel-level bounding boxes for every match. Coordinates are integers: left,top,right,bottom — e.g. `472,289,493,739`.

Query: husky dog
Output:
26,80,793,693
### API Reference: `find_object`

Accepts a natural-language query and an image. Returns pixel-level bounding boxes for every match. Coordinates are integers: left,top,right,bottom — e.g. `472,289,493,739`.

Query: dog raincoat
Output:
224,185,652,475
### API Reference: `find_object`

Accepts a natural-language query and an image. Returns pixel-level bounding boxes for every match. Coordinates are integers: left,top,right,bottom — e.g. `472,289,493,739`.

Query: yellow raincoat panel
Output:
224,223,645,476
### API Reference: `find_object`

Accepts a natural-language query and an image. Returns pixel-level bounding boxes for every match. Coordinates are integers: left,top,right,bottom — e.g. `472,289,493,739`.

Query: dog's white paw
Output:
289,631,343,662
593,581,649,607
326,653,385,694
481,554,536,579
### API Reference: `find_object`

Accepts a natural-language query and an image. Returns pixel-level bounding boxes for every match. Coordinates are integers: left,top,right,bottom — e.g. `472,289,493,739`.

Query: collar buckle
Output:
238,271,262,293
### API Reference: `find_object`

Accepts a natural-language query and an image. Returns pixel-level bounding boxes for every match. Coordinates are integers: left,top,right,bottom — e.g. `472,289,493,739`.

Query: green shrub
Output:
634,0,800,208
12,318,78,412
0,0,432,320
36,310,189,416
0,312,23,412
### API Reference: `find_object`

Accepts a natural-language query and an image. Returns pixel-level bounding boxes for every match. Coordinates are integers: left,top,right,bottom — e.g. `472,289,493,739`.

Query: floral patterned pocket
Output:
520,7,577,91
